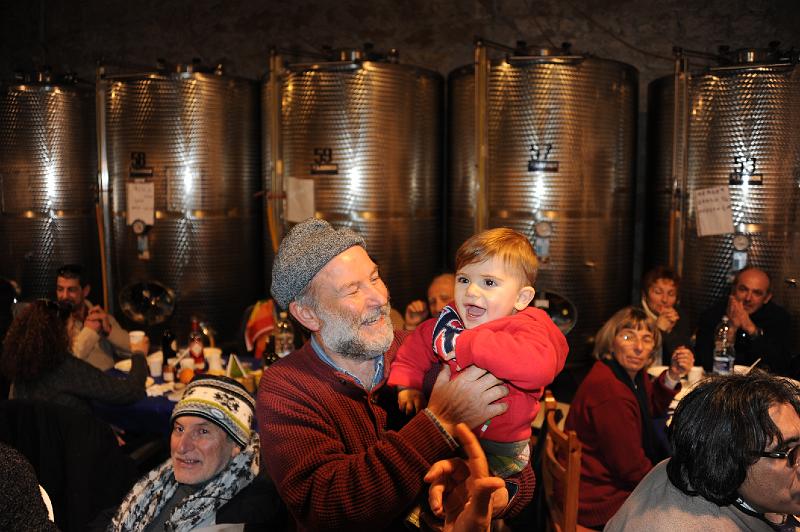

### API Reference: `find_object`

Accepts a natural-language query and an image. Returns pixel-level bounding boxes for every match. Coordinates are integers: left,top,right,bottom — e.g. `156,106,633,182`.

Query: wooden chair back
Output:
541,390,584,532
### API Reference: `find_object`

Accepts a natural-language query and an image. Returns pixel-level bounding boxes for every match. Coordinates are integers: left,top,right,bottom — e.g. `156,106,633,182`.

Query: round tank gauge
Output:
132,219,147,235
535,221,553,238
732,234,750,251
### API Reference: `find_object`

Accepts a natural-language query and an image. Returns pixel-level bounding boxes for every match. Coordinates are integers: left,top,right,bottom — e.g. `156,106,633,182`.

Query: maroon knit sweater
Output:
257,332,534,531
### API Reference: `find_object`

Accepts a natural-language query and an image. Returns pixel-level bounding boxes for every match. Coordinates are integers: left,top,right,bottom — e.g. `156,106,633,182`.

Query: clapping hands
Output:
727,295,756,335
85,305,112,335
655,307,679,332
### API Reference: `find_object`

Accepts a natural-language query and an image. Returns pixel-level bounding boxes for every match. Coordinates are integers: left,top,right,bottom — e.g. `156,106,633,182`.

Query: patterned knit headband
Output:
171,374,255,447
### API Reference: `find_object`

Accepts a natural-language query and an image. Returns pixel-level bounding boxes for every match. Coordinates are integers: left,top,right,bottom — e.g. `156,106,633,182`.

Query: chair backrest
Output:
0,400,138,532
541,390,582,532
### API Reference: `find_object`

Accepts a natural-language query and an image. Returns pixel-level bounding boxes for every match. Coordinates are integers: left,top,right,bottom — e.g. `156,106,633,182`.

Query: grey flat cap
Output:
271,218,366,309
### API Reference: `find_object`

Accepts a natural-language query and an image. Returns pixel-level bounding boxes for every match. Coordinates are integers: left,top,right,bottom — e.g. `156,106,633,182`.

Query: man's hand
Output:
727,296,756,335
425,423,507,531
655,307,679,332
86,305,112,335
397,387,427,415
404,300,429,330
426,365,508,435
433,305,465,362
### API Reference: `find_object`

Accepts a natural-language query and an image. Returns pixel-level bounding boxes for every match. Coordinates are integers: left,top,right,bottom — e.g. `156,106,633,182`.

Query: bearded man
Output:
257,218,534,531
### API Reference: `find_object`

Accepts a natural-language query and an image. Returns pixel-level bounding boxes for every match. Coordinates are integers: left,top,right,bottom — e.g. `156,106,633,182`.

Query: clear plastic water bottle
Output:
712,315,735,375
274,311,295,359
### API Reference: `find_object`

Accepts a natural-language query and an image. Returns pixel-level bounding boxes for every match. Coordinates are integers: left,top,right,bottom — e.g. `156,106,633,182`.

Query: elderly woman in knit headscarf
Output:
564,307,694,529
104,375,285,531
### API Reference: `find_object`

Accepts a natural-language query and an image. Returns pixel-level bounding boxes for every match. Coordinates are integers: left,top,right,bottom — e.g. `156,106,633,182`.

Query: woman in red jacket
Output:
564,307,694,529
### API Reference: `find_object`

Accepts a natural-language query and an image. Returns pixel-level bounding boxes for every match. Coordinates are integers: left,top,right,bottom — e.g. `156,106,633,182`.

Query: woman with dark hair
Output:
640,266,694,366
564,306,694,529
0,299,147,412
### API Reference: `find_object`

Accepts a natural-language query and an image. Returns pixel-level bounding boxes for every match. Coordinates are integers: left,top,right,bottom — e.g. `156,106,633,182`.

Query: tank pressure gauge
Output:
732,234,750,251
534,221,553,262
732,234,750,272
132,219,147,235
535,221,553,238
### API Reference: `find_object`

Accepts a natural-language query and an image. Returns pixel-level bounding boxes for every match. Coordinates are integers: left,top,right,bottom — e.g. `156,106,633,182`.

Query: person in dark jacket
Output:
0,442,58,531
695,267,793,376
105,375,285,531
1,299,147,413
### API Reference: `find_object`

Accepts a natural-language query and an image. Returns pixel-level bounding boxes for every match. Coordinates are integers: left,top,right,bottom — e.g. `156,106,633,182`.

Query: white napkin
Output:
146,382,175,397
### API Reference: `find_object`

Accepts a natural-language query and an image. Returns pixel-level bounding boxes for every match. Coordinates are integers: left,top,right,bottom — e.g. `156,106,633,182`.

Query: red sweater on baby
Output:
388,306,569,442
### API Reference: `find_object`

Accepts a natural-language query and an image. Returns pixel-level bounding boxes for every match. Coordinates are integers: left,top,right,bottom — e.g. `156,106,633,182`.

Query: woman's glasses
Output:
617,331,655,347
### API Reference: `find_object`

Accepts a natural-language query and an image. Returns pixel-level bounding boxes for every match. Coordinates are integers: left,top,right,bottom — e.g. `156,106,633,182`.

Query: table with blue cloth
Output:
92,370,176,436
93,356,260,437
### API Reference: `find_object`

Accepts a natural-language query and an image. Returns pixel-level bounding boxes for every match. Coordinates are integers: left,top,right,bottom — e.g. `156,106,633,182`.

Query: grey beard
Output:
317,303,394,361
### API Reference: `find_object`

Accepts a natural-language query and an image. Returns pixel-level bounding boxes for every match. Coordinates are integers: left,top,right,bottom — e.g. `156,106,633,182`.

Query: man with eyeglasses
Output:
606,371,800,531
695,267,793,377
55,264,131,371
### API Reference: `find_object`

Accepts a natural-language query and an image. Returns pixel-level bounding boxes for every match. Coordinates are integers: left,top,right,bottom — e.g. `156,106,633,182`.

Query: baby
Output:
388,227,569,476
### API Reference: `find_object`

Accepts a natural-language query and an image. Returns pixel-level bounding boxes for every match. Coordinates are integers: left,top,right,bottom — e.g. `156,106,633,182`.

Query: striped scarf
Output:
108,433,259,532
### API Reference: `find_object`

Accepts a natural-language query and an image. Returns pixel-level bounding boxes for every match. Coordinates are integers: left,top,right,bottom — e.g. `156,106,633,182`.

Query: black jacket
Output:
88,473,288,531
695,299,793,376
0,400,139,532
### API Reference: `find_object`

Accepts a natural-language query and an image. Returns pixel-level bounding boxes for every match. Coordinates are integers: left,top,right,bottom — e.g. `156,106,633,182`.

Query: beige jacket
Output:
69,300,130,371
606,460,779,532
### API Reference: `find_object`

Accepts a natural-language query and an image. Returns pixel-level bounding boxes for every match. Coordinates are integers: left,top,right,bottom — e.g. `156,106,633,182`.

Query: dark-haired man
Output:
695,267,793,376
606,371,800,531
56,264,130,370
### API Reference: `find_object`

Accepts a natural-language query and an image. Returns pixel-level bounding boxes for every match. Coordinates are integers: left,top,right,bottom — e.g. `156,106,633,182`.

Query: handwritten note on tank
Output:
287,177,315,223
695,185,733,237
127,181,155,226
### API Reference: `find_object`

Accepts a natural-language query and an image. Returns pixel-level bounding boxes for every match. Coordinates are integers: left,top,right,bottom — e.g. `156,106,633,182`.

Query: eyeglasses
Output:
753,444,800,468
618,332,655,347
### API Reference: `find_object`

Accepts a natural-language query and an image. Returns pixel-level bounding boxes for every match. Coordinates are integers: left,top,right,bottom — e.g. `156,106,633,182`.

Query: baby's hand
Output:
398,387,427,415
405,299,429,329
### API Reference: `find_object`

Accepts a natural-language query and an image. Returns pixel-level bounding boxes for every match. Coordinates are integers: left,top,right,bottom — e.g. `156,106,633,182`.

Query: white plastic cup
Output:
129,330,147,352
179,358,195,370
147,351,164,378
204,347,223,371
688,366,704,384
